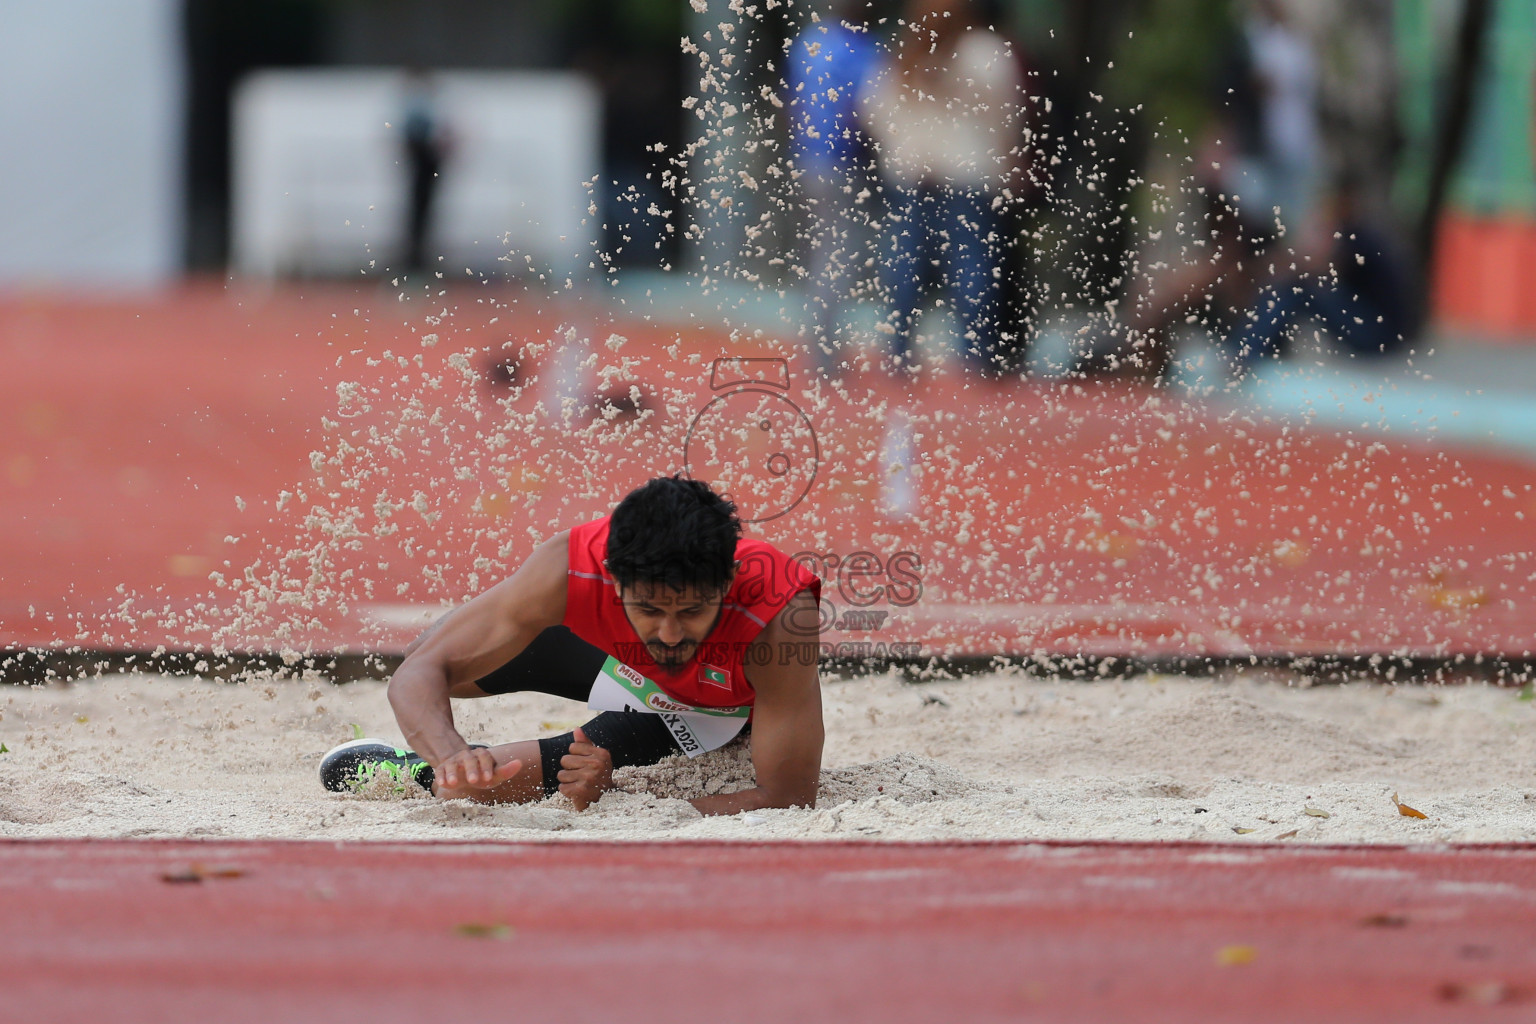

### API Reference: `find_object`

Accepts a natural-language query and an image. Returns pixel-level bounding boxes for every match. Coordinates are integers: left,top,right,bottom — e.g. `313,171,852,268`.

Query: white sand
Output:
1,669,1533,844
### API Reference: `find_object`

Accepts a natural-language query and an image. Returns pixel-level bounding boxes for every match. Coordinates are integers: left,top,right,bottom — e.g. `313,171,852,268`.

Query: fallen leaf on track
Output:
1414,580,1489,611
159,863,246,884
1232,827,1256,834
1269,539,1310,568
1215,945,1257,966
1360,914,1409,928
1083,529,1140,559
1304,806,1330,818
1392,792,1428,819
197,864,246,879
1438,981,1523,1006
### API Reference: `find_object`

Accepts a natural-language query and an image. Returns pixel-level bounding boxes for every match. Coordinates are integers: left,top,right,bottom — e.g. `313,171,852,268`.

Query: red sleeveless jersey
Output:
563,516,820,708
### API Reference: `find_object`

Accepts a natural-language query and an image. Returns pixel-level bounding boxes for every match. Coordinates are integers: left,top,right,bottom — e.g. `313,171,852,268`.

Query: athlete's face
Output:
616,580,730,669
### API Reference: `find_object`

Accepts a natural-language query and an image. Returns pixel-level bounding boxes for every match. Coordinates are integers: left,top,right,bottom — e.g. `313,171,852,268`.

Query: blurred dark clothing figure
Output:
880,183,1004,369
1080,140,1271,383
860,0,1024,377
1229,185,1414,373
787,7,878,373
994,33,1045,374
401,69,452,275
1077,0,1324,383
574,44,680,269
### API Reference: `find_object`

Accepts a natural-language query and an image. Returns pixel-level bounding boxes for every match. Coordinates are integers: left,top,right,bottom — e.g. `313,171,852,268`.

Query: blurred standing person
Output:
400,68,453,277
786,3,878,374
1238,0,1321,239
860,0,1024,377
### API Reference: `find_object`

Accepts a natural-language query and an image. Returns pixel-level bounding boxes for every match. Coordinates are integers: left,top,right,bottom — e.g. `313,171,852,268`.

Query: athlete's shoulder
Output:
760,586,822,641
730,535,820,622
733,535,811,582
568,515,610,544
566,517,612,575
515,531,571,590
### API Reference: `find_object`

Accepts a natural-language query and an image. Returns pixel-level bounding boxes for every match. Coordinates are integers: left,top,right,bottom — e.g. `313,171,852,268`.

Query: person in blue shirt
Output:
786,5,877,374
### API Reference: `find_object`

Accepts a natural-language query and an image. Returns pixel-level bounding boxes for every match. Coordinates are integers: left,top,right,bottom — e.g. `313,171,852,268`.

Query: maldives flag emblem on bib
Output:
701,664,731,689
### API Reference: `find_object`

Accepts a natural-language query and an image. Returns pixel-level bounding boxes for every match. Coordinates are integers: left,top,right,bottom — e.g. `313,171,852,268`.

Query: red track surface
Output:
5,838,1535,1022
3,285,1535,662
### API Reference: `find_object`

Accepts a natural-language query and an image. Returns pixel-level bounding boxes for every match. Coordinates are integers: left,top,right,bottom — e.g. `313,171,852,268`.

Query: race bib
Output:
587,656,749,758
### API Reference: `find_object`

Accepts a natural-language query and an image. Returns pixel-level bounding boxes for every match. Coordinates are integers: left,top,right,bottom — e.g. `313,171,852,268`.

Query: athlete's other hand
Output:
433,746,523,798
558,727,613,810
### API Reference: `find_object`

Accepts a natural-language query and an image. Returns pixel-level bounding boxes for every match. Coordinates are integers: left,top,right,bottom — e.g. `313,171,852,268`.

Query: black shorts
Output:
473,626,683,794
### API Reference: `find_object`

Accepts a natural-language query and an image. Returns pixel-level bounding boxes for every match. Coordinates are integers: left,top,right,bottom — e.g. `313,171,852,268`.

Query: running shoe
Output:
319,738,434,794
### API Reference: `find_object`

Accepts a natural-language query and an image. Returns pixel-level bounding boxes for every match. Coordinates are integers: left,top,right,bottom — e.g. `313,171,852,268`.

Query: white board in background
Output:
231,69,600,280
0,0,182,289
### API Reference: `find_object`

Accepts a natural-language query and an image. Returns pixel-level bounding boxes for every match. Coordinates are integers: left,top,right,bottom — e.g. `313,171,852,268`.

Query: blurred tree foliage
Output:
1103,0,1236,146
564,0,683,47
1001,0,1234,142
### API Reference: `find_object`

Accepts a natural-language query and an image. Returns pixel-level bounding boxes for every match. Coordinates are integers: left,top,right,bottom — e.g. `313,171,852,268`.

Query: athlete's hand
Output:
558,727,614,811
432,746,523,799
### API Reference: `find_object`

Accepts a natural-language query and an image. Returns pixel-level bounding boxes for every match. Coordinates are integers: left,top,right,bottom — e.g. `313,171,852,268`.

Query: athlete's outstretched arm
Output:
691,588,823,816
387,532,568,789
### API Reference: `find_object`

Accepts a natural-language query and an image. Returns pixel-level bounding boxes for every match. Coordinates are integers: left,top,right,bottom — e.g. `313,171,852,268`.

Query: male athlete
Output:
320,476,824,815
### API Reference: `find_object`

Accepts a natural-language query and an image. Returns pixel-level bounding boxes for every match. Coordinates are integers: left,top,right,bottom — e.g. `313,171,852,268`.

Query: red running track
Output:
5,839,1535,1022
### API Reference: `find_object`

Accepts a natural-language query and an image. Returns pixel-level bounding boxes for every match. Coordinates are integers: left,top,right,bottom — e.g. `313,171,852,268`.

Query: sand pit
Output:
1,670,1533,844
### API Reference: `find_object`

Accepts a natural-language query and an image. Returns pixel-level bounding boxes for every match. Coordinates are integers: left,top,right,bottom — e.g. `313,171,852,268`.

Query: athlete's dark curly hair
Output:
606,476,742,594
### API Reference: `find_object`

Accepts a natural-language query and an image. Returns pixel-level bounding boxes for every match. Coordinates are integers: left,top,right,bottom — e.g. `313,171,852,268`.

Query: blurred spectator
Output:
1230,0,1321,240
786,2,878,373
400,68,453,276
860,0,1024,377
1078,0,1326,383
1099,217,1254,379
1228,174,1414,375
